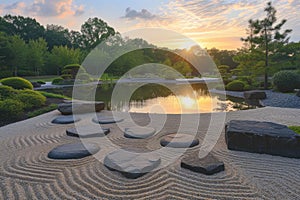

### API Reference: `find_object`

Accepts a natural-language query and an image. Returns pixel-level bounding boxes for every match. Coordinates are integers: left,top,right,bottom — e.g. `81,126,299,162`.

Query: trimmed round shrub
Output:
0,99,24,120
273,71,300,92
237,76,253,85
52,77,64,85
77,73,91,81
226,80,246,91
0,77,33,90
16,90,46,110
0,85,17,100
243,84,253,91
61,74,72,80
62,64,86,79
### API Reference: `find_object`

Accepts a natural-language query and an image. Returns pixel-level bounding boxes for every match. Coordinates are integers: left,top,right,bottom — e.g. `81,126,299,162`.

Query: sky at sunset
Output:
0,0,299,50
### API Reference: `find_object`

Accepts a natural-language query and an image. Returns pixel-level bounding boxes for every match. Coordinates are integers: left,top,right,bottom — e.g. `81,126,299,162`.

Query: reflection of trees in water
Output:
44,83,251,112
131,84,173,101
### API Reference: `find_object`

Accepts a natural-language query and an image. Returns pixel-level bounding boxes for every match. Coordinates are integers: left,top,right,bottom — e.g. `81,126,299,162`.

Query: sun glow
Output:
179,96,196,109
179,40,198,50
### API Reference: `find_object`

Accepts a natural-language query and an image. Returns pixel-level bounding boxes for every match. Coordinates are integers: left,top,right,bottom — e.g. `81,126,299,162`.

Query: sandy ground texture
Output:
0,107,300,199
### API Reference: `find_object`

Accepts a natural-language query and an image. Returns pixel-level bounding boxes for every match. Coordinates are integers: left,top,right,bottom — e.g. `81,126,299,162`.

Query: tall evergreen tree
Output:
241,2,292,89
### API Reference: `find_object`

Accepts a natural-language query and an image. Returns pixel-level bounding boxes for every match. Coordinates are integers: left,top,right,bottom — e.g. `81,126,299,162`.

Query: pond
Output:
43,83,253,114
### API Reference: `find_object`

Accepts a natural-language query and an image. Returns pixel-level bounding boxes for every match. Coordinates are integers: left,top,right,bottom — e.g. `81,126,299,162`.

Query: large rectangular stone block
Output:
225,120,300,158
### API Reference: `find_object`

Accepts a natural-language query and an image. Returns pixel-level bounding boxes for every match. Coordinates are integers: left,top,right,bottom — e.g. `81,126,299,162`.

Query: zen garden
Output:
0,1,299,199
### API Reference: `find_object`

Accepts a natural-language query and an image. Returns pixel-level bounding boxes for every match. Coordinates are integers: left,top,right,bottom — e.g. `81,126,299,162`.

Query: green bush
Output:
77,73,91,81
52,77,64,85
272,71,300,92
61,74,72,80
27,104,57,118
63,64,81,70
39,91,70,99
0,99,24,120
0,85,17,100
62,64,86,79
237,76,253,85
16,90,46,110
243,84,254,91
0,77,33,90
226,80,246,91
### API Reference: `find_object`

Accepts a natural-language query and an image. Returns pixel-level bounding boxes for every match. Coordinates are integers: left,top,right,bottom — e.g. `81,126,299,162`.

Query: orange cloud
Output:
120,0,299,49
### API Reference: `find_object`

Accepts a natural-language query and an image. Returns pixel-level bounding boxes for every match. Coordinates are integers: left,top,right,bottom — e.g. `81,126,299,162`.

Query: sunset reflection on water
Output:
129,93,235,114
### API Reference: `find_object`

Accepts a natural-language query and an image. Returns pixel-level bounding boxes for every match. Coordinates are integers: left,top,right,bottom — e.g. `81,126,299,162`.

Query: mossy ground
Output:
289,126,300,134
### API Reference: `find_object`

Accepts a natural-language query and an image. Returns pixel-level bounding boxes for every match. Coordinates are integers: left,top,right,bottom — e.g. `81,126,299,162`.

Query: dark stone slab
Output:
48,143,100,159
92,116,124,124
104,149,161,179
124,127,156,139
244,90,267,99
244,90,267,100
297,90,300,97
51,116,81,124
245,99,264,107
181,153,225,175
31,82,41,88
225,120,300,158
58,102,105,115
66,126,110,138
160,134,199,148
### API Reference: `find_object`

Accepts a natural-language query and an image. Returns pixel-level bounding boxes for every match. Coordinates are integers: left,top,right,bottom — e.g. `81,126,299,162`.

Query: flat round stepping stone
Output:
51,116,81,124
124,127,156,139
92,116,124,124
104,149,161,179
181,153,225,175
66,126,110,138
160,134,199,148
48,143,100,159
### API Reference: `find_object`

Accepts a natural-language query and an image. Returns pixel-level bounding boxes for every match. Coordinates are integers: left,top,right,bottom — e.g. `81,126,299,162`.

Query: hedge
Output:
0,99,24,120
52,77,64,85
0,85,17,100
273,71,300,92
226,80,246,91
16,90,46,110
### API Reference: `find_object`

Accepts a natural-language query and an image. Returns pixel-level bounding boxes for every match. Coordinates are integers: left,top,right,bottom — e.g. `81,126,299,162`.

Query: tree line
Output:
1,2,299,84
0,14,233,78
232,2,300,89
0,15,116,77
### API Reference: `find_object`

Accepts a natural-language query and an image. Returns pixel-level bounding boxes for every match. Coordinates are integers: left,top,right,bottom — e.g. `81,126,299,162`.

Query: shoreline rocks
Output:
244,90,267,100
58,101,105,115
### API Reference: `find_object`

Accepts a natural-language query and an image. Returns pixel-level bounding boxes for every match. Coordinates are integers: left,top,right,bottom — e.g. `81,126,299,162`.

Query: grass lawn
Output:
24,75,59,82
289,126,300,134
38,91,71,100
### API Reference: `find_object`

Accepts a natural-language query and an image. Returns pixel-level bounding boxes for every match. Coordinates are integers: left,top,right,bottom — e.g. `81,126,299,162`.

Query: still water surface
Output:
44,83,247,114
